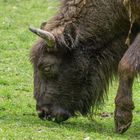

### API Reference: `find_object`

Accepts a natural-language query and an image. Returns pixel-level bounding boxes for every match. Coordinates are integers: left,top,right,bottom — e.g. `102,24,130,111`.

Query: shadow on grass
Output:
0,112,140,139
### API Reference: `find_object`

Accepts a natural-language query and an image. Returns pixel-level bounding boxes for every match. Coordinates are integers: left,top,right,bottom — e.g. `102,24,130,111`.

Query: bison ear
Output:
29,26,56,48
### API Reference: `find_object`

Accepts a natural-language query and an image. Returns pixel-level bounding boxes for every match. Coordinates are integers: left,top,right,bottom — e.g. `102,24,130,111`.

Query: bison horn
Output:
29,26,55,47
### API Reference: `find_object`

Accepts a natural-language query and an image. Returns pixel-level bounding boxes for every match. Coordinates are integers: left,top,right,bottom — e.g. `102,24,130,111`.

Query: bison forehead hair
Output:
30,0,140,123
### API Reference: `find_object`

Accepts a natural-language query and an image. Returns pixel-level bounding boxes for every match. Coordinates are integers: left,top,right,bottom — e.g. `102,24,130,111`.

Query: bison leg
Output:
115,33,140,134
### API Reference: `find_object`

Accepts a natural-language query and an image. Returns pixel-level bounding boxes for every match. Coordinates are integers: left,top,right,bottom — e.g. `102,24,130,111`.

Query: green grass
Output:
0,0,140,139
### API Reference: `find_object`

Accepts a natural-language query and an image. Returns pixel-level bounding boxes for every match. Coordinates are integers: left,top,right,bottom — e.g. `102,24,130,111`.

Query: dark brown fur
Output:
30,0,140,133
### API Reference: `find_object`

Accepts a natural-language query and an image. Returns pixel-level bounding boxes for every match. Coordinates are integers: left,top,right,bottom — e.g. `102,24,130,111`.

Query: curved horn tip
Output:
29,26,36,33
28,26,56,48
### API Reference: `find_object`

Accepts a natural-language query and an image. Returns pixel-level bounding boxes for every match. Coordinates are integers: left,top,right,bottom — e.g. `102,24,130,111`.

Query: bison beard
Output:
30,0,140,133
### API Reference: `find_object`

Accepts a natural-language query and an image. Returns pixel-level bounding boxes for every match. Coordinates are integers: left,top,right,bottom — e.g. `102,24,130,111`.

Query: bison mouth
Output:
37,106,72,123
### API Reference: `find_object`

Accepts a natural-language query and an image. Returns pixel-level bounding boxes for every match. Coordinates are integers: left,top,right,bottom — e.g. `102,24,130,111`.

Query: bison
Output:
29,0,140,134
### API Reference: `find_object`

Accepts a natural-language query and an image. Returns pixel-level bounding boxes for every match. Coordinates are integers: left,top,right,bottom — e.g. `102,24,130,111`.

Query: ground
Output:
0,0,140,139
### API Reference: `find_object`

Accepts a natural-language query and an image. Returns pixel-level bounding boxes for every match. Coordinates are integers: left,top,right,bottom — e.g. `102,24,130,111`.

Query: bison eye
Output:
39,63,59,78
37,62,52,72
44,64,54,73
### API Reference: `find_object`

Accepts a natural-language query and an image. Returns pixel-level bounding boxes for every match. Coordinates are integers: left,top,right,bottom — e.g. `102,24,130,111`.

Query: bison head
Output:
30,30,90,123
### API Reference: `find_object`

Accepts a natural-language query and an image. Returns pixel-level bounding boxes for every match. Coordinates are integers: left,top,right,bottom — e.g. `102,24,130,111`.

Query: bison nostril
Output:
37,107,50,120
